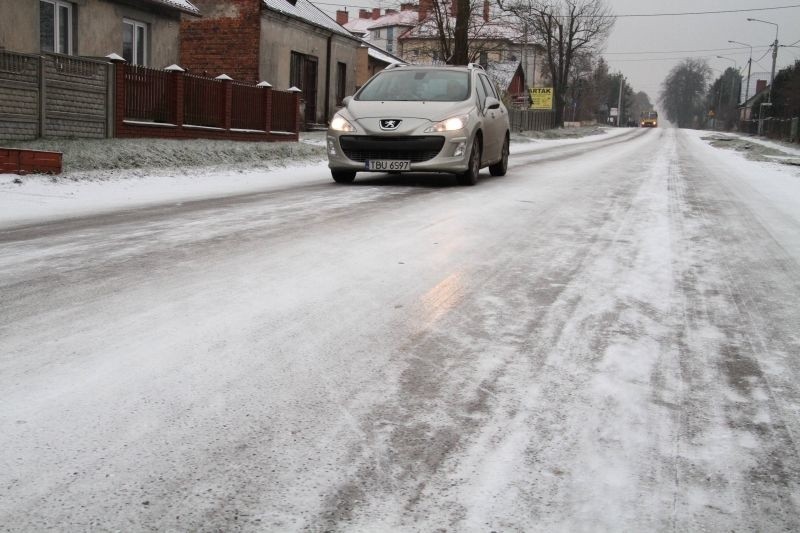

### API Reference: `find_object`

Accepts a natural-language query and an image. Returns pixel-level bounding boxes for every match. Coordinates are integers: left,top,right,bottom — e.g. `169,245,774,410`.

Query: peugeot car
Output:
326,64,510,186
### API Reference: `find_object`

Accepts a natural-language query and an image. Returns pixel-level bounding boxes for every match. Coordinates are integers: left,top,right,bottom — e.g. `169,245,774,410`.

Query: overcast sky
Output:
318,0,800,102
602,0,800,102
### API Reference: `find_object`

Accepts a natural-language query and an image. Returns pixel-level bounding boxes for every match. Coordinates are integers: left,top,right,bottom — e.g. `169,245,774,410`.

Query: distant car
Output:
640,111,658,127
326,63,510,186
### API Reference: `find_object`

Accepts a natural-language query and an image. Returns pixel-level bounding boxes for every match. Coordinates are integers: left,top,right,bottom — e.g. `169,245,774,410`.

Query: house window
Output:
336,62,346,106
386,27,394,52
40,0,73,55
123,19,148,65
373,29,381,39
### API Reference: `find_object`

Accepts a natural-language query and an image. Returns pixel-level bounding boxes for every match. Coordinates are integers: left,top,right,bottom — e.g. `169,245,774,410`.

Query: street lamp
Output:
728,40,752,103
746,18,779,104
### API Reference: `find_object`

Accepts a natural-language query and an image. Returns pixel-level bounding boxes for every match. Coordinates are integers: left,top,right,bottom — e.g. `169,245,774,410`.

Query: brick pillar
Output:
109,57,126,137
258,81,273,133
165,64,186,127
288,86,302,134
216,74,233,130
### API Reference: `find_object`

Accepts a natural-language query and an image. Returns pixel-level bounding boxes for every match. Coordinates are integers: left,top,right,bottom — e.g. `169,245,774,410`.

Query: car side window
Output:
479,75,498,99
475,75,488,110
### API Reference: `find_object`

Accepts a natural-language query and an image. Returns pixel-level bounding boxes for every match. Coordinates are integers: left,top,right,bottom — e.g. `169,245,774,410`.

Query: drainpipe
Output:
325,33,333,123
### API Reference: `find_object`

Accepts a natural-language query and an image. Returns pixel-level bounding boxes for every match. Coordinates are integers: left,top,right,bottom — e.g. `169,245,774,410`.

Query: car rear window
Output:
356,70,470,102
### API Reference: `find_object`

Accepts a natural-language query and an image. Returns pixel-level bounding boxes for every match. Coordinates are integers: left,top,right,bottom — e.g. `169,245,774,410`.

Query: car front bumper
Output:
326,132,472,174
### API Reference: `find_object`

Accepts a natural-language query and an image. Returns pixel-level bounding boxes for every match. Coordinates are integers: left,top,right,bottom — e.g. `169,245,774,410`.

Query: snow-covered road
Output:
1,128,799,531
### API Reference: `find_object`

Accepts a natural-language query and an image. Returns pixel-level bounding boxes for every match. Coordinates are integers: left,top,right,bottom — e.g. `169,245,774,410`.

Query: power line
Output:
608,56,717,63
604,45,770,56
310,1,800,17
607,4,800,18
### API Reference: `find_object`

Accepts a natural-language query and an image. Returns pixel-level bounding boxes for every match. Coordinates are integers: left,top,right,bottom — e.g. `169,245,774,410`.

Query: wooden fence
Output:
739,117,800,144
508,109,555,132
115,61,300,142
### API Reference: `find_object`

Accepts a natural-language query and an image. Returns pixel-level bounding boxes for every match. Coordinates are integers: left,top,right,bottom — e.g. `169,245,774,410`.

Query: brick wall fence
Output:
1,49,300,142
0,50,111,141
114,61,300,142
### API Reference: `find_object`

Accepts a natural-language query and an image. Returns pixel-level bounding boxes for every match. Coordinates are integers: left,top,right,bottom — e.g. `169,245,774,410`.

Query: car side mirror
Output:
485,97,501,111
342,96,352,107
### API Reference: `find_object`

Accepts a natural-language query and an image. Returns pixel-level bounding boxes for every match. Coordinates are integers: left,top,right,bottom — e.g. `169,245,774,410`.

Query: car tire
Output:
457,140,480,186
331,170,356,183
489,134,509,177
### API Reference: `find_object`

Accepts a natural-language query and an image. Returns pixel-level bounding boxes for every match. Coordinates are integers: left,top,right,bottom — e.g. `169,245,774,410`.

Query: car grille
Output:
339,136,445,162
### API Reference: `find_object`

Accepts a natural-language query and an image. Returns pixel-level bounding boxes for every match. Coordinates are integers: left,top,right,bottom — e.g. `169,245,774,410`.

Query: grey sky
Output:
318,0,800,101
602,0,800,102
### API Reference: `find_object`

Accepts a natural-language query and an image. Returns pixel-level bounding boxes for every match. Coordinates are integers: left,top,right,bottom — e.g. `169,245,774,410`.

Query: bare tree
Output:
409,0,512,65
659,58,711,128
452,0,472,64
499,0,614,125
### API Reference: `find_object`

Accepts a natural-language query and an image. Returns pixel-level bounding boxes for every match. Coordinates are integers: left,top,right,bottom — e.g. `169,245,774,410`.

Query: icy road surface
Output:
1,128,799,531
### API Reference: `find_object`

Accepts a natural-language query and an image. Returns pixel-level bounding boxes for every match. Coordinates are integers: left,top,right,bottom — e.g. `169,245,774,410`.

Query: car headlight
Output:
330,114,355,132
425,114,469,132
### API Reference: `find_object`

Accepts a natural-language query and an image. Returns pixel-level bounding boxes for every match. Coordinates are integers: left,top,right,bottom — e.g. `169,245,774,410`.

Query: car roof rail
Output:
385,63,407,70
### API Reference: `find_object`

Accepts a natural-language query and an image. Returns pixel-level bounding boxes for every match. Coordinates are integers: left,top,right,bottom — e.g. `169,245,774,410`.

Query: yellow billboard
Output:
530,87,553,110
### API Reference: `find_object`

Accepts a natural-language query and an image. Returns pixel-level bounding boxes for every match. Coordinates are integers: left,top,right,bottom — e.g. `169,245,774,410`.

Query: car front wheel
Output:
456,140,480,186
489,135,509,177
331,170,356,183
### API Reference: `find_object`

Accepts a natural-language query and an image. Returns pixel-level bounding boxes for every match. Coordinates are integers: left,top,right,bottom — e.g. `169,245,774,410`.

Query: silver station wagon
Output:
326,63,510,186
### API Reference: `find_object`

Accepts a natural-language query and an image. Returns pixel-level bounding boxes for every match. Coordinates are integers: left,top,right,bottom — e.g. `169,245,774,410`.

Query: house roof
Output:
343,17,374,37
368,10,419,30
262,0,356,39
146,0,200,15
366,44,405,66
486,61,521,91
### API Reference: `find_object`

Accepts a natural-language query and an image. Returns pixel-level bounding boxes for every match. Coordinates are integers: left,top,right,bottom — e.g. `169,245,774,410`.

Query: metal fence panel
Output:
184,74,224,129
271,90,296,132
231,83,264,131
125,65,173,123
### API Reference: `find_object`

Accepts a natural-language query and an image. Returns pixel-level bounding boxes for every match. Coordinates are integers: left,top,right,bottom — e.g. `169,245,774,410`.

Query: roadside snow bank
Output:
699,132,800,165
0,127,628,229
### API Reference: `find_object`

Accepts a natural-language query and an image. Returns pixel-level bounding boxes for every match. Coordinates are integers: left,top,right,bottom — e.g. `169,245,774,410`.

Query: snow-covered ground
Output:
0,127,633,228
2,127,800,531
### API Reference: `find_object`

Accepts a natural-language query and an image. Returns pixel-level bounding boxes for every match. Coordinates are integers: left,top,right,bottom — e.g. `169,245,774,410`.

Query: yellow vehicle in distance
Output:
640,111,658,127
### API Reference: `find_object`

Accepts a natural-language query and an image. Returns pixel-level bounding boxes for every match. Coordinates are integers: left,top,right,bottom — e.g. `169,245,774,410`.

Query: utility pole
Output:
616,74,623,127
747,18,779,135
728,40,752,103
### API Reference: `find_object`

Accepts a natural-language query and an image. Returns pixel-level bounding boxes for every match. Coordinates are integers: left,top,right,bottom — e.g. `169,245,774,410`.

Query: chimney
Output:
400,2,416,11
359,9,371,19
372,8,380,19
419,0,432,20
483,0,489,21
336,9,348,25
755,79,767,94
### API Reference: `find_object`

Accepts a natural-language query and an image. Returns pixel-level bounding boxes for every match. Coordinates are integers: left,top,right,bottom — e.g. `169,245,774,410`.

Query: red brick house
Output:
181,0,362,127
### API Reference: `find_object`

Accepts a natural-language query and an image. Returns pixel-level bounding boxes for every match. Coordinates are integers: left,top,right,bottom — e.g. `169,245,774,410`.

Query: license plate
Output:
366,160,410,171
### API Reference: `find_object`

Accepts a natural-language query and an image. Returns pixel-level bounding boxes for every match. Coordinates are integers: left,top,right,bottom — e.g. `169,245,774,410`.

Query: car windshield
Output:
356,69,470,102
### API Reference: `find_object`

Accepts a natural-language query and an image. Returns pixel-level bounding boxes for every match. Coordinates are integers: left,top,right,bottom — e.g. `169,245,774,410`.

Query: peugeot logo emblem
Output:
379,119,401,130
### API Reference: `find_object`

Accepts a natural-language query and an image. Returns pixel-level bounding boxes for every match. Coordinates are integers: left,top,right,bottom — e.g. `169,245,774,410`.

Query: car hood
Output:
345,100,471,122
